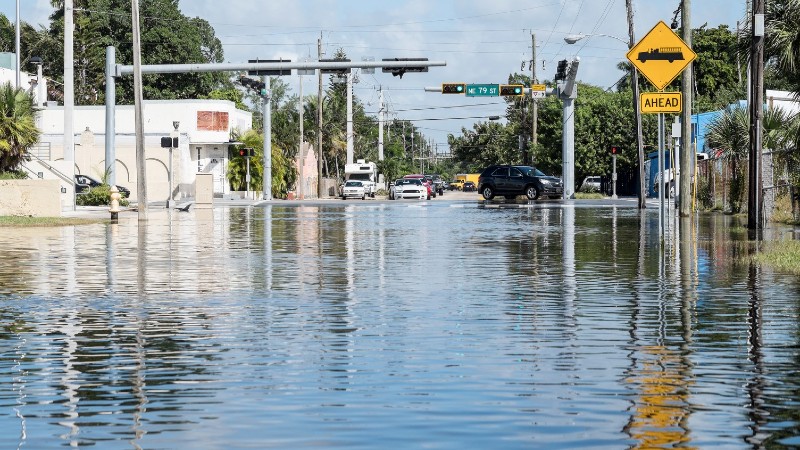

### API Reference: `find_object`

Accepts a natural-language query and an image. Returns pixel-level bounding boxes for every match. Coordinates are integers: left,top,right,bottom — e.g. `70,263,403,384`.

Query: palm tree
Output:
761,0,800,219
0,82,40,173
705,107,749,213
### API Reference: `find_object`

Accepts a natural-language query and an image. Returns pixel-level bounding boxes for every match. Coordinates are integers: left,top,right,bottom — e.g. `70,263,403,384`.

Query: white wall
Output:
37,100,252,203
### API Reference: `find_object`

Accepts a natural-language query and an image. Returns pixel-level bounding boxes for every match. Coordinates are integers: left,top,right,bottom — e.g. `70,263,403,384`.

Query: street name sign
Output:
531,84,546,99
640,92,682,113
466,84,499,97
626,21,696,91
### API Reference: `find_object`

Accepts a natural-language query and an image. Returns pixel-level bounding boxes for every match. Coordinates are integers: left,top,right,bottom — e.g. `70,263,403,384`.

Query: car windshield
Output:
398,179,421,186
348,174,370,181
518,167,547,177
345,181,362,187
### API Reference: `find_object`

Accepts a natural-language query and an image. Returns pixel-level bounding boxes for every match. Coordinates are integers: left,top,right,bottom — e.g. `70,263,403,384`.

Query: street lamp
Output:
564,33,629,45
564,32,645,206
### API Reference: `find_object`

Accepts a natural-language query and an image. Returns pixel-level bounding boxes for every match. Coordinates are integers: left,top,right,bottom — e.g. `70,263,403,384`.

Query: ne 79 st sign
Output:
640,92,682,113
466,84,499,97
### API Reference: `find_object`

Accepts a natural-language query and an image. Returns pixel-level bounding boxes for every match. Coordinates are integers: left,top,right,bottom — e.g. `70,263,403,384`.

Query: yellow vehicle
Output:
449,179,464,191
455,173,480,190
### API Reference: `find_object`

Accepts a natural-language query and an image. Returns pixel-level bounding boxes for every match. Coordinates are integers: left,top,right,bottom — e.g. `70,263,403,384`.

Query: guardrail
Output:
26,153,75,187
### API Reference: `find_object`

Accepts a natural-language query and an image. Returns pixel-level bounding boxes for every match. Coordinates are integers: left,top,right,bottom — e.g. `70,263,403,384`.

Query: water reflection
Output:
1,204,799,448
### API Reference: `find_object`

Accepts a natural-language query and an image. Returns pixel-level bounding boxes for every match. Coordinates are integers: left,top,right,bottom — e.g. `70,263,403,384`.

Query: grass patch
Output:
0,216,107,227
575,192,606,200
753,240,800,274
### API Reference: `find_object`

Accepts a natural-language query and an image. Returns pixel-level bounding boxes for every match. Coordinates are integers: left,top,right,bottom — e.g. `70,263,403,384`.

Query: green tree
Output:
0,82,40,172
39,0,228,105
227,129,295,198
705,107,749,213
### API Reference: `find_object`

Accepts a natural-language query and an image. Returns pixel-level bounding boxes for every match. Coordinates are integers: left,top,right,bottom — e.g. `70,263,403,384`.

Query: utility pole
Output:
131,0,147,219
530,32,537,166
749,0,765,230
64,0,76,211
346,71,354,165
679,0,693,217
378,87,384,162
317,33,324,198
263,76,272,201
626,0,646,209
15,0,20,88
297,70,304,199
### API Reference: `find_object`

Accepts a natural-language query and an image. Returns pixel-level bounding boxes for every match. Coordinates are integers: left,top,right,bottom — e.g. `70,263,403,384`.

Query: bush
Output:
76,185,129,207
696,176,714,210
0,170,28,180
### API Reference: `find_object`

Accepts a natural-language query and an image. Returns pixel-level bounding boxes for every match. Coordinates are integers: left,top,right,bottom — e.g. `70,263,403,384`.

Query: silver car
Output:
341,180,366,200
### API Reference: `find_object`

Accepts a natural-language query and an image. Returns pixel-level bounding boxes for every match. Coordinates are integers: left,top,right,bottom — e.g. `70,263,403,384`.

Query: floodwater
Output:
1,200,799,449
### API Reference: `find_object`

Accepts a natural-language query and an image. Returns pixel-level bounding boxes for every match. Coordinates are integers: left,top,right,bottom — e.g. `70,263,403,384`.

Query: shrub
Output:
76,185,129,207
0,170,28,180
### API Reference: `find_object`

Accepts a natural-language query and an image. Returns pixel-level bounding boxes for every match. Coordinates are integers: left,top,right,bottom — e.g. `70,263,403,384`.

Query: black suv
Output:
477,165,563,200
75,174,131,198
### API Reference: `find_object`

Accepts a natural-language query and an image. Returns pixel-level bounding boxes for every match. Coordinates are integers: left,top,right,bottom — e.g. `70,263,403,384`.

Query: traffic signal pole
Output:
559,58,580,200
107,57,444,203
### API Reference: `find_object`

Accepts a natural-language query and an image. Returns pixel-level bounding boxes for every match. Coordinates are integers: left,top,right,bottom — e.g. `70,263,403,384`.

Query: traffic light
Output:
555,59,568,81
382,58,429,78
609,145,621,155
238,76,267,97
499,84,524,96
442,83,465,94
160,137,178,148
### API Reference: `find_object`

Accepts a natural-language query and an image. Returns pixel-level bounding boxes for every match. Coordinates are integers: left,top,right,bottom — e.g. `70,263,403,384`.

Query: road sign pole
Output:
612,154,618,199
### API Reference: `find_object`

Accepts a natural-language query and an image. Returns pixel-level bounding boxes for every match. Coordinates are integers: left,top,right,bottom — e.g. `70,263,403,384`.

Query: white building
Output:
33,100,252,204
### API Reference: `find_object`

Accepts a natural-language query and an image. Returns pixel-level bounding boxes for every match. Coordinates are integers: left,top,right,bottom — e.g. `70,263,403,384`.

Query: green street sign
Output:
465,84,499,97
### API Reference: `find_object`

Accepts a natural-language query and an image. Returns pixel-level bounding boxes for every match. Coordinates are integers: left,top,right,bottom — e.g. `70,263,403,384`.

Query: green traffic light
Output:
457,85,464,92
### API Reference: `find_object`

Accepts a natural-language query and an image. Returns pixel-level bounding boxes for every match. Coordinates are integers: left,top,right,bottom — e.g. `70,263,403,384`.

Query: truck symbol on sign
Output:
638,47,684,63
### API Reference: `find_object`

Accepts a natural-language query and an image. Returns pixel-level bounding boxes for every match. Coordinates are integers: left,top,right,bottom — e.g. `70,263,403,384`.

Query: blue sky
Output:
4,0,747,149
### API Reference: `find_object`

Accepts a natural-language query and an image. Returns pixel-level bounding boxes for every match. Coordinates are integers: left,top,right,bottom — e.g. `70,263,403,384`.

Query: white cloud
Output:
2,0,747,145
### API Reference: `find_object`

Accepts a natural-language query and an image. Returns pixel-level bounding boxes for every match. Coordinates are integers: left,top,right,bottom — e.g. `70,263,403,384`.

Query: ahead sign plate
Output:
626,21,696,91
640,92,682,113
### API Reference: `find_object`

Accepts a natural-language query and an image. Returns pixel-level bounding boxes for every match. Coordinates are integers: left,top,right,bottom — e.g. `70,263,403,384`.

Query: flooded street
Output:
1,200,799,449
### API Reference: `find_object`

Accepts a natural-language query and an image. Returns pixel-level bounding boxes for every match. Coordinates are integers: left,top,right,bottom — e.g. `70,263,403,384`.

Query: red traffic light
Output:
609,145,620,155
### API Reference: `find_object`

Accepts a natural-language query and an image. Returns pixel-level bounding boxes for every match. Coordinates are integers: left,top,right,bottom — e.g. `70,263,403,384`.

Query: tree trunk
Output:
792,185,800,222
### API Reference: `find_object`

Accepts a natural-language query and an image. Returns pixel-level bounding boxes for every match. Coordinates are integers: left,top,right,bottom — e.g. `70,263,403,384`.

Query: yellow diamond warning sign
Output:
626,21,696,91
640,92,682,113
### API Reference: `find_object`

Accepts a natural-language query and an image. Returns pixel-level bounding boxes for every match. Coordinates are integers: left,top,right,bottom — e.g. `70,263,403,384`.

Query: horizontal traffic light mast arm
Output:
115,60,446,76
424,86,557,95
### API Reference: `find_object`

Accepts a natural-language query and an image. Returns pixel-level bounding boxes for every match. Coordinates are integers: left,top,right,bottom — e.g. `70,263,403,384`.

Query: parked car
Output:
390,178,427,200
341,180,366,200
75,174,130,198
581,175,601,192
477,165,563,200
403,174,435,198
424,173,445,196
449,179,464,191
462,181,476,192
